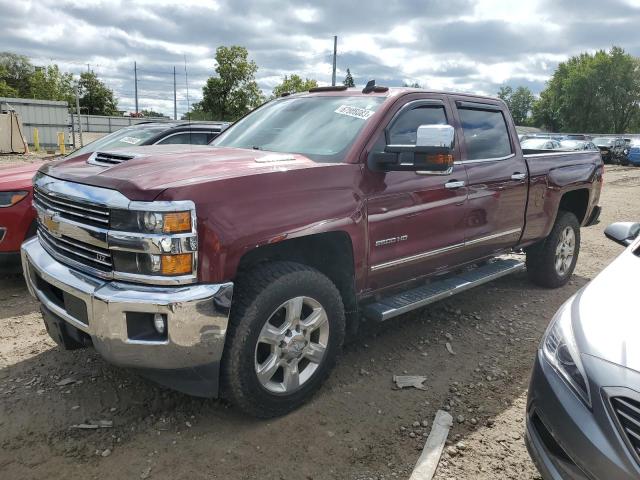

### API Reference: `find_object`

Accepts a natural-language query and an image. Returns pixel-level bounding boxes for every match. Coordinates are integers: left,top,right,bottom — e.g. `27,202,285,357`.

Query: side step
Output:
363,258,525,322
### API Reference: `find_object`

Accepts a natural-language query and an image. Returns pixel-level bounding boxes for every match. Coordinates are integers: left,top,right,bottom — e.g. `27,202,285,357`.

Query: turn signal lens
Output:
161,253,192,275
426,154,453,166
163,211,191,233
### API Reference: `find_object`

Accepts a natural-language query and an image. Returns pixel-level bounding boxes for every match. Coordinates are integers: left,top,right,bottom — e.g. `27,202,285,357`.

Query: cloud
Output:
1,0,639,117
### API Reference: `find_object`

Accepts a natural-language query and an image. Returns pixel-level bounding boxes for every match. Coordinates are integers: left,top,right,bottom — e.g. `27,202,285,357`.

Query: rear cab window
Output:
457,105,512,160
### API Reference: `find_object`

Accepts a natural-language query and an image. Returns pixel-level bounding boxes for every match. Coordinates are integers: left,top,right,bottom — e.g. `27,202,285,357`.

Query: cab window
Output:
458,108,512,160
388,105,448,145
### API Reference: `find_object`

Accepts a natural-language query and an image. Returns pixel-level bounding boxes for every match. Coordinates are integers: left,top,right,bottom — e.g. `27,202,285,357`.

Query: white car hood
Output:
574,237,640,371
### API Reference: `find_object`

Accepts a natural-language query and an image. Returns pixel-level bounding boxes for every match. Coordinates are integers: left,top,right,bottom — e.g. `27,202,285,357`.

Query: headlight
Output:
542,302,591,407
110,209,192,234
0,191,28,208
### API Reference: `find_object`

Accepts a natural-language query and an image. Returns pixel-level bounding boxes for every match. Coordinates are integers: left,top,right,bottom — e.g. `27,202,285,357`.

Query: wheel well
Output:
559,189,589,224
237,232,357,316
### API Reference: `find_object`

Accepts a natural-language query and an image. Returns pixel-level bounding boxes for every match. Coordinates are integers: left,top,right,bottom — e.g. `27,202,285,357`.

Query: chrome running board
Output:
363,258,525,322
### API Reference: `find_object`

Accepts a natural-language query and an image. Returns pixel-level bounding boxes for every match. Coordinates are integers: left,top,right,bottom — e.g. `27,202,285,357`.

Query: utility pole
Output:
331,35,337,86
74,85,84,147
134,61,139,115
173,66,177,120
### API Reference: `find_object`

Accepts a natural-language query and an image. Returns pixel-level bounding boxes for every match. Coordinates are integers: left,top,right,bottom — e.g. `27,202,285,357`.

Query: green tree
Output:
197,46,265,121
403,81,422,88
533,47,640,133
0,64,18,97
140,108,166,118
497,85,535,125
28,65,74,103
77,71,118,115
343,68,355,87
0,52,34,97
272,74,317,98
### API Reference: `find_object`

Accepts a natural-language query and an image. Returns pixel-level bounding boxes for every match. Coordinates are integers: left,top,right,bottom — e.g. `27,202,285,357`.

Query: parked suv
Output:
592,137,627,164
22,85,603,417
67,121,230,159
627,139,640,166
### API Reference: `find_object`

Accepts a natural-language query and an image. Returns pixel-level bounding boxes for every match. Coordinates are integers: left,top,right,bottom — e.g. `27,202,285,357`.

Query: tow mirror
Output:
368,124,455,173
604,222,640,247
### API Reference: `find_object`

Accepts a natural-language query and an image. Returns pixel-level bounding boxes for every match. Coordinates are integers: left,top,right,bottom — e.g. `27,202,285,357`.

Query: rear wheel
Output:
221,261,345,418
526,210,580,288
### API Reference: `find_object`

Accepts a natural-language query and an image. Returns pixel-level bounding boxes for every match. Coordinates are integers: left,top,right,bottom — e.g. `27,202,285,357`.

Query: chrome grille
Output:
89,151,135,166
611,397,640,459
38,227,112,273
33,186,109,227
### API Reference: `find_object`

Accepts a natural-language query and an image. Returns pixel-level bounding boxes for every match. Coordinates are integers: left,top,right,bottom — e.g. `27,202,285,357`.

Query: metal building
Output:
0,97,69,148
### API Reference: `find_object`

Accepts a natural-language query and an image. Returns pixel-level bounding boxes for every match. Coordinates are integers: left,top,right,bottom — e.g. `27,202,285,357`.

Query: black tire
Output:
526,210,580,289
221,261,345,418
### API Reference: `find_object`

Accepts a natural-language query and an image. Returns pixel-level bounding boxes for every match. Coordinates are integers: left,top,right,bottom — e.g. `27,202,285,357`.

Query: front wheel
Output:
526,211,580,288
221,262,345,418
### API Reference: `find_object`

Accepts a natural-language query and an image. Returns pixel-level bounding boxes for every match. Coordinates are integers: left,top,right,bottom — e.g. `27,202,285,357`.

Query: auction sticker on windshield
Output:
120,137,142,145
334,105,375,120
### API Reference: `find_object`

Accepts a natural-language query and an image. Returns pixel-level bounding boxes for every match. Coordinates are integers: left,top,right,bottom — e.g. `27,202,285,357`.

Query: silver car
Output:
526,222,640,479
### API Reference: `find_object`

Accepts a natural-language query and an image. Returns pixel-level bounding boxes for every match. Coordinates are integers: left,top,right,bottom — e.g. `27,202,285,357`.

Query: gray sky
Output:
2,0,640,117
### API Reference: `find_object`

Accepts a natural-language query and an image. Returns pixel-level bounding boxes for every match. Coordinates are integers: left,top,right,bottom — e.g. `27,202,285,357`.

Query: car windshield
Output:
213,96,386,162
560,140,582,149
592,137,613,146
631,139,640,147
521,138,550,149
67,125,169,158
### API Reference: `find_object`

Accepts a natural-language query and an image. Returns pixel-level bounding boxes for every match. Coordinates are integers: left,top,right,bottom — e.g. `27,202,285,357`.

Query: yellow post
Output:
33,128,40,152
57,132,65,155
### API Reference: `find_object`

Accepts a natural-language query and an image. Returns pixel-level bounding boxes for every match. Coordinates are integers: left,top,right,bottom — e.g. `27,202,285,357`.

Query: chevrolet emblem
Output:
43,211,61,236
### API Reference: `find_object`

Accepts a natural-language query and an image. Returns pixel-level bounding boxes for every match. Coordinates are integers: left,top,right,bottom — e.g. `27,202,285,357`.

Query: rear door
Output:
364,95,469,291
449,99,527,262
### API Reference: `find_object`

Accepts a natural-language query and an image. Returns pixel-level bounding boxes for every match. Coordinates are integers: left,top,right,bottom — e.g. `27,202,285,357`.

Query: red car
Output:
0,163,39,272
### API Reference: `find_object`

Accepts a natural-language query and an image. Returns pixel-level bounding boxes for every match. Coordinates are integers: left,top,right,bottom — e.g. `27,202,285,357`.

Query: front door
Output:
364,95,469,292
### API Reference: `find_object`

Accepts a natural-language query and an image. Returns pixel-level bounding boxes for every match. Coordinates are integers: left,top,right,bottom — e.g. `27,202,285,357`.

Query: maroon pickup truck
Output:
21,85,603,417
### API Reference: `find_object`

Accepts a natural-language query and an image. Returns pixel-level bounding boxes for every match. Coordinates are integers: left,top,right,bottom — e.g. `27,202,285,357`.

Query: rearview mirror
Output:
604,222,640,247
368,124,455,173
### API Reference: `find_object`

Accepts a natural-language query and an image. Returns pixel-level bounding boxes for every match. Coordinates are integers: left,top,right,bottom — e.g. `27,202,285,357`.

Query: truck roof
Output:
292,86,503,104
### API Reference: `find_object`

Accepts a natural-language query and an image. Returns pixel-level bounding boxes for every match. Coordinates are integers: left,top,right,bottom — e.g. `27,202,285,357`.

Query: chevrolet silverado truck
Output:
21,84,603,417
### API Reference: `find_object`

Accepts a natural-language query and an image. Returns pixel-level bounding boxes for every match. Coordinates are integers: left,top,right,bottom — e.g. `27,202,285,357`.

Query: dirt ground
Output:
0,164,638,480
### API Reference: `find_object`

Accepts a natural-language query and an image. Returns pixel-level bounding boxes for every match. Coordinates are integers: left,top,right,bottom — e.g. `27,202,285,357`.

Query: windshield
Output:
68,125,168,158
592,137,613,146
213,96,385,161
521,138,549,148
560,140,581,149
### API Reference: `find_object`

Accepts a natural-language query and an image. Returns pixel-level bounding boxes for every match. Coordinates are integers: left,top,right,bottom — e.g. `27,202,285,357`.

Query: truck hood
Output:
0,162,42,190
40,145,331,201
573,238,640,373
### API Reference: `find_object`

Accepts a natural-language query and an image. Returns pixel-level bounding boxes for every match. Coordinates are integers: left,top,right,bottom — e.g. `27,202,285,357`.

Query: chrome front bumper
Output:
21,237,233,396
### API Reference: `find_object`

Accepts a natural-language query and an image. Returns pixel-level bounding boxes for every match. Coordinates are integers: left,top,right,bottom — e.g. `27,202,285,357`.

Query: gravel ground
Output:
0,164,638,480
0,152,59,169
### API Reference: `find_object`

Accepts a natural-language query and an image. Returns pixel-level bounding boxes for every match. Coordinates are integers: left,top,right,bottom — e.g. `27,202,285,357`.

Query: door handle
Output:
511,172,526,181
445,180,465,189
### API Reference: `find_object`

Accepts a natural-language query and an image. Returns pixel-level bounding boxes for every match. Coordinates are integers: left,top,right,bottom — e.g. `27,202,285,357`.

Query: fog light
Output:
153,313,166,334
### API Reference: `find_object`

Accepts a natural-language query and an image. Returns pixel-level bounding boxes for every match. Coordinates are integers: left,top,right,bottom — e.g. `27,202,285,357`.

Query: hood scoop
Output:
88,151,141,167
